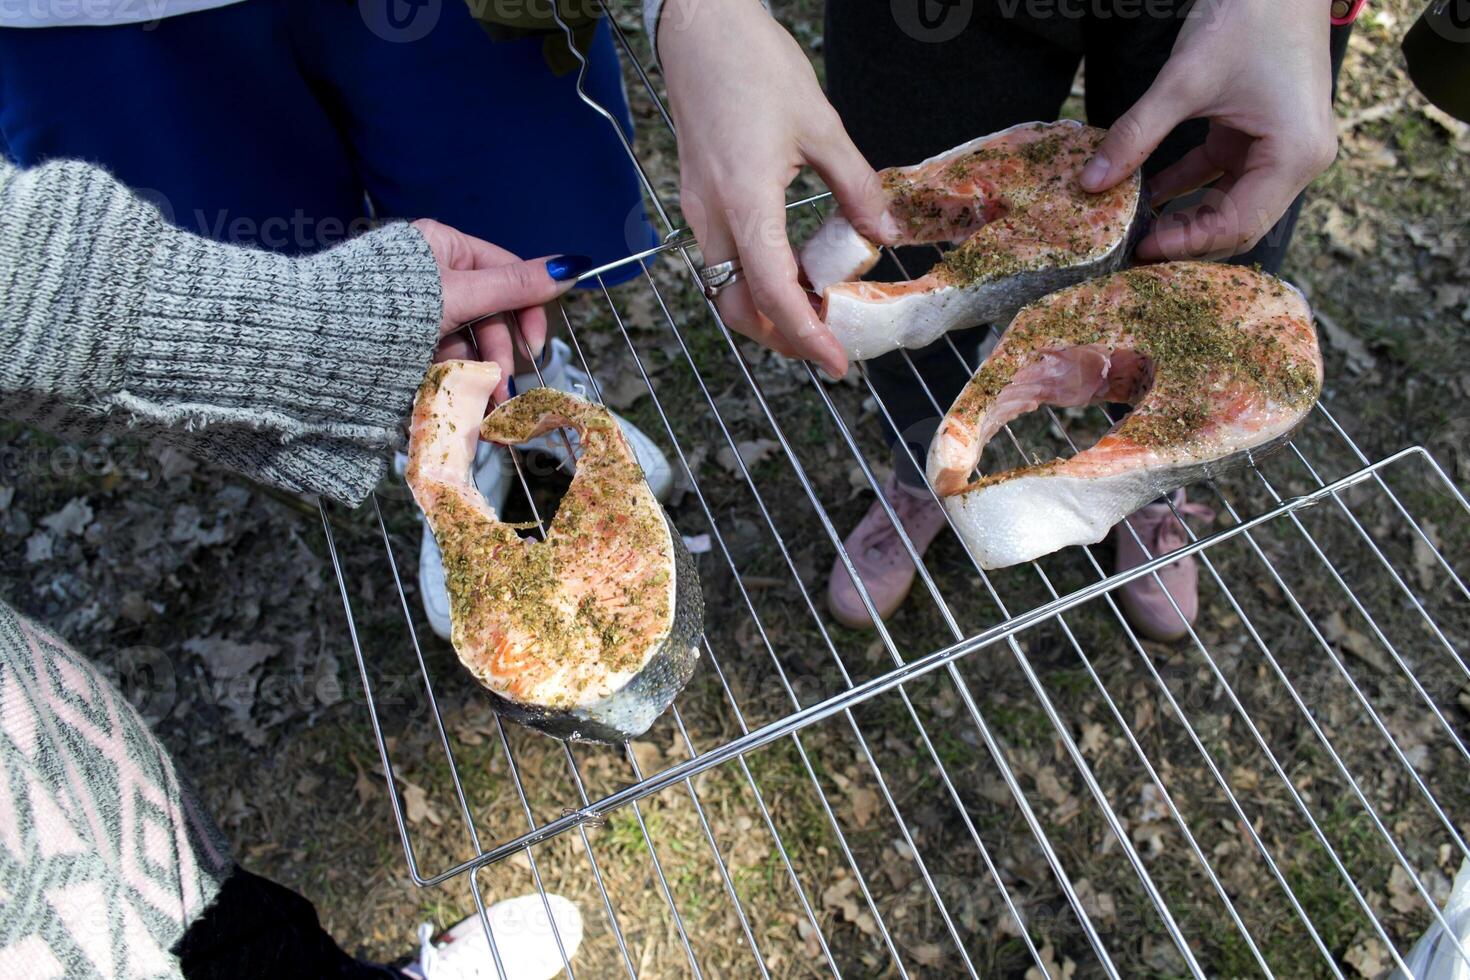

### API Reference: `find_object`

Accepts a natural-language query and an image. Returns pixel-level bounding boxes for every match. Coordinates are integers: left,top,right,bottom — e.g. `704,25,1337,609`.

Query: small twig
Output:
1338,97,1404,133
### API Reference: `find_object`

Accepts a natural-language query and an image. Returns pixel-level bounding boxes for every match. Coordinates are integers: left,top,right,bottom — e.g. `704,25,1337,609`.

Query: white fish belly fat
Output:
942,470,1165,570
799,120,1146,362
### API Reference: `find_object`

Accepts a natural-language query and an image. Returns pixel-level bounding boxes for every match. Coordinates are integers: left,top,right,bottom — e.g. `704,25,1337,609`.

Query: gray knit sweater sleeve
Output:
0,157,442,506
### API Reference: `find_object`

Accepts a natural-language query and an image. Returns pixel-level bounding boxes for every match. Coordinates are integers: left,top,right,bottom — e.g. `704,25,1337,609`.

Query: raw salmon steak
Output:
405,361,702,742
926,262,1323,569
799,120,1148,361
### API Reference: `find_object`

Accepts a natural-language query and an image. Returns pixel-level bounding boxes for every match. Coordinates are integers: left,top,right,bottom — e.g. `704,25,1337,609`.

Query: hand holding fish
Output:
412,218,580,403
659,0,899,379
1080,0,1338,261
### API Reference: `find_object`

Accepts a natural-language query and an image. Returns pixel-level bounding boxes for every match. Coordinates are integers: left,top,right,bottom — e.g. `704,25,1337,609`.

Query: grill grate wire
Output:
314,5,1470,977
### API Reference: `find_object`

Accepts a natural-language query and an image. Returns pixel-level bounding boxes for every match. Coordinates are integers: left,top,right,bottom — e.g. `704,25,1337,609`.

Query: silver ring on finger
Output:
698,259,742,299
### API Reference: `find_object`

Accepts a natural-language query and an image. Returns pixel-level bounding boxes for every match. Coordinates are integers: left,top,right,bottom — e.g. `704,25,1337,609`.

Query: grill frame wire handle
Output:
315,3,1470,976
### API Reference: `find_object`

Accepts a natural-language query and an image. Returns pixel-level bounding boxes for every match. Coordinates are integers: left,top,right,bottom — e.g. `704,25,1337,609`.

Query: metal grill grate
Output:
318,7,1470,977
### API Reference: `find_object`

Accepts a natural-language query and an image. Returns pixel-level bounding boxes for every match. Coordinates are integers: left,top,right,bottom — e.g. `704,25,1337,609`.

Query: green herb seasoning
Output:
882,124,1128,288
1018,132,1065,166
420,387,675,702
948,265,1321,454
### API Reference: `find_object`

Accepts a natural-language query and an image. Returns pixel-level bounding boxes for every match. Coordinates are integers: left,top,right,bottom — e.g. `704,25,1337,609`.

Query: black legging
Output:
174,866,400,979
824,0,1351,488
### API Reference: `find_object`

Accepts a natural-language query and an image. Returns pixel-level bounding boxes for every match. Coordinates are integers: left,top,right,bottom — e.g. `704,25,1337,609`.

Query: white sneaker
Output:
514,339,673,502
396,442,513,641
1392,857,1470,980
403,894,583,980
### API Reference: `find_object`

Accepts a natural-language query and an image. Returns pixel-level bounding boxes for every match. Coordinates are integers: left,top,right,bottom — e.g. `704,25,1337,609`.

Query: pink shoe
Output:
828,476,949,629
1114,490,1216,642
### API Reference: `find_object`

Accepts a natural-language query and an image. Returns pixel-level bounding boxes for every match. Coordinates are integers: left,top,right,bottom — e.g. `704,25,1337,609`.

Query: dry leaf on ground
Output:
597,372,650,410
40,497,92,537
849,786,880,830
1322,610,1393,673
400,778,442,826
1412,521,1443,591
353,758,379,809
1033,766,1071,807
1317,310,1376,374
1389,864,1422,914
184,637,278,680
821,875,876,935
1324,203,1379,257
24,532,52,563
716,439,780,474
1025,941,1077,980
1345,934,1391,979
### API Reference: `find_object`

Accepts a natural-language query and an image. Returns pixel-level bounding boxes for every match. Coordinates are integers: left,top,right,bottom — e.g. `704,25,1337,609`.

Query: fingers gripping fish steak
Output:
405,361,702,743
926,262,1324,570
799,120,1148,361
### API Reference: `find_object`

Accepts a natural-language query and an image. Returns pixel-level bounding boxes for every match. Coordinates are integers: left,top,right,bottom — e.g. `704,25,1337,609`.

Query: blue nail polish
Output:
508,375,517,397
545,254,593,282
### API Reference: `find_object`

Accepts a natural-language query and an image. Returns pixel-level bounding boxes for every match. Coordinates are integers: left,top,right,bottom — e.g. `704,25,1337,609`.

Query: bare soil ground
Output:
1,2,1466,977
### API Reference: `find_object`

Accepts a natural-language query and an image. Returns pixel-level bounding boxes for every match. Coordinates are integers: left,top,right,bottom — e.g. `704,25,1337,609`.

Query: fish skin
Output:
926,262,1323,570
799,120,1149,362
406,364,702,744
479,511,702,743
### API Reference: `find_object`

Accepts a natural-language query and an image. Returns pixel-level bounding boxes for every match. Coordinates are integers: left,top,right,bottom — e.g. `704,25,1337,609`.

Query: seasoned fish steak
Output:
405,362,702,743
799,120,1148,361
926,262,1324,569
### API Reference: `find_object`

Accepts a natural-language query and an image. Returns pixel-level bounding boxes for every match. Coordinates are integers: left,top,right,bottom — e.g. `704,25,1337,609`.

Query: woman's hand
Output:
659,0,897,379
1081,0,1338,261
412,218,585,402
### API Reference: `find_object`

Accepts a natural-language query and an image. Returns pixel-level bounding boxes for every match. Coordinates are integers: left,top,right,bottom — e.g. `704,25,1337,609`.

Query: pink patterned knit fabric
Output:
0,604,231,978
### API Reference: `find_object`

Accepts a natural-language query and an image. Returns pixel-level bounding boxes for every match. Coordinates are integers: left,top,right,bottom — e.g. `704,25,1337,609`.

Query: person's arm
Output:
0,158,571,505
656,0,898,380
642,0,767,64
1080,0,1339,260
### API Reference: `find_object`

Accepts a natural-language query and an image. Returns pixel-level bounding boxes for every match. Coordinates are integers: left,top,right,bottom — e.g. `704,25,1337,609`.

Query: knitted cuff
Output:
0,159,441,505
124,221,441,449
